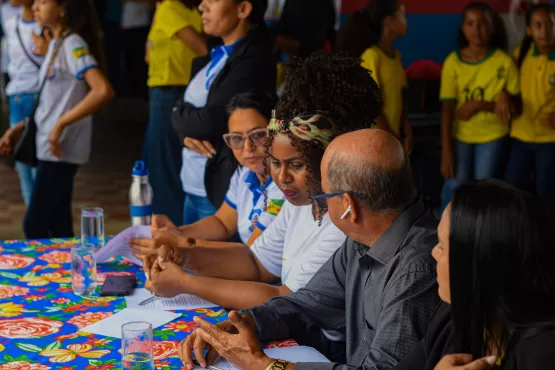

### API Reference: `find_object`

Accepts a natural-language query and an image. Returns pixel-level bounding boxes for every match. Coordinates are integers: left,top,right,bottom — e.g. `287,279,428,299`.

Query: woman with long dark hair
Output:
0,0,114,238
394,180,555,370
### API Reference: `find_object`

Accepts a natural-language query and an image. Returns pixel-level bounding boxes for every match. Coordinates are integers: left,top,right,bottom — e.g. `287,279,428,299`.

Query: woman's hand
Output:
458,101,483,121
151,214,179,235
148,257,189,297
184,137,216,158
434,354,497,370
48,122,65,158
178,311,270,370
495,91,513,124
130,235,190,264
0,128,16,155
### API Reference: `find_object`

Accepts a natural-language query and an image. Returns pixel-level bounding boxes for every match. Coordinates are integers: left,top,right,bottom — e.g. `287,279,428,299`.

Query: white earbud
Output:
340,205,352,220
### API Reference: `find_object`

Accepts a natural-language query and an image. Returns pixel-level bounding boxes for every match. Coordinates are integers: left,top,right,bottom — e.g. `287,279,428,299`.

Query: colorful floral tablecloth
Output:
0,238,294,370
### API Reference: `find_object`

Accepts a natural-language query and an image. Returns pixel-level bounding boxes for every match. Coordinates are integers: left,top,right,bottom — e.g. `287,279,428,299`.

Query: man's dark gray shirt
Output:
241,199,439,370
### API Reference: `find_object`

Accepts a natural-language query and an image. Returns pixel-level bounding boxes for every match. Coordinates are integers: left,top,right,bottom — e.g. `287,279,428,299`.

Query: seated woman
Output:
133,91,283,248
395,180,555,370
136,53,382,310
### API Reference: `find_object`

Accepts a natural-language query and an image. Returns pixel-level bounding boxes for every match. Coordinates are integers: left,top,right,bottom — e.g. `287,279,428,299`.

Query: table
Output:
0,239,295,369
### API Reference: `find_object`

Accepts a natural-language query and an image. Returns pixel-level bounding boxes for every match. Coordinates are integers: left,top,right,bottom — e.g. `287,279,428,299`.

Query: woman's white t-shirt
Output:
251,201,346,292
35,34,98,165
223,167,285,244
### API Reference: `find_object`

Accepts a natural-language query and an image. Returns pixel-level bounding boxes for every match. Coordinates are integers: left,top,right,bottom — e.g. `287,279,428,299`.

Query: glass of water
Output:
71,243,97,296
122,321,154,370
81,207,105,250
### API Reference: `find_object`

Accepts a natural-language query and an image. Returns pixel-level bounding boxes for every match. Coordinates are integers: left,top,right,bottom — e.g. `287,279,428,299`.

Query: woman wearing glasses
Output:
136,91,284,247
132,54,381,311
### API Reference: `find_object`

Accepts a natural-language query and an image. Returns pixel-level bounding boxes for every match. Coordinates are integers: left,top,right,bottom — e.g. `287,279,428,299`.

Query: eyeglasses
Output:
223,128,268,150
312,191,369,209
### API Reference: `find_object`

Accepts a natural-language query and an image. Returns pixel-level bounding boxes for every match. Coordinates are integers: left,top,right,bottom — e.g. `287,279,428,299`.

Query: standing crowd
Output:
1,0,555,369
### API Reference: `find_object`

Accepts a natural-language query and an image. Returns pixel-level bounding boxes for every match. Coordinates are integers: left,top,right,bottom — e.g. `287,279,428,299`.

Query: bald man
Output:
184,129,439,370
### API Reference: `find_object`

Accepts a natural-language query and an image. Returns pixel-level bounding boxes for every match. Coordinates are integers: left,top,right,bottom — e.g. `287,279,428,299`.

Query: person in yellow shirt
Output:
144,0,207,225
505,4,555,211
335,0,412,153
439,2,519,211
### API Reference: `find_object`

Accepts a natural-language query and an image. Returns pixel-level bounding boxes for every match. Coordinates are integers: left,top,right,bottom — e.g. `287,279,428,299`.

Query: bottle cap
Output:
132,160,148,177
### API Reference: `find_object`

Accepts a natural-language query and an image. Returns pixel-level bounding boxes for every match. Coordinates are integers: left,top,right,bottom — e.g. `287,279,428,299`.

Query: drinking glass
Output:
122,322,154,370
81,207,105,250
71,243,97,296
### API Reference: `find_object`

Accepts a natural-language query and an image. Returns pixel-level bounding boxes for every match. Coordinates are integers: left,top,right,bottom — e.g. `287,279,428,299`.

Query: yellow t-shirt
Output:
147,0,202,87
511,44,555,143
440,49,520,144
361,46,407,137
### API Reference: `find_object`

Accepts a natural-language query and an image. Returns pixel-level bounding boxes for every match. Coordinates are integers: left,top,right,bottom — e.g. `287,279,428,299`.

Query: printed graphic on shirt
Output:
266,199,285,216
249,212,261,232
72,47,89,60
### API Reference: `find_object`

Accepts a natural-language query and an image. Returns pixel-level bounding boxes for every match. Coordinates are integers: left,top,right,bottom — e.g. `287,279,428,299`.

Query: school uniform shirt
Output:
4,17,43,96
180,42,238,197
223,167,285,244
361,45,407,137
35,34,98,165
251,201,346,293
511,44,555,143
440,49,520,144
121,2,152,29
0,3,21,73
147,0,202,87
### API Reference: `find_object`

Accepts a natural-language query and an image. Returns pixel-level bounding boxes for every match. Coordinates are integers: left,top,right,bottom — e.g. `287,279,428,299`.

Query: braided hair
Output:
263,53,382,223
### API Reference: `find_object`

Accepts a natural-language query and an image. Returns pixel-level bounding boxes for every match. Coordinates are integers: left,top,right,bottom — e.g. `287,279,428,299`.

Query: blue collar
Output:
206,38,243,77
244,170,273,194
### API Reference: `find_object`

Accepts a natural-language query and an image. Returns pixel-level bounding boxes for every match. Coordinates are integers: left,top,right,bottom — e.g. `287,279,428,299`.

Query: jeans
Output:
183,193,218,225
441,137,507,211
9,93,37,206
144,86,186,226
24,160,79,239
505,139,555,211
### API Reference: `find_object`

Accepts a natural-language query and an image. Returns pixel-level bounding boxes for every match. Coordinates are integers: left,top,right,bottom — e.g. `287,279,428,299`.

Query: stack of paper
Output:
126,288,219,310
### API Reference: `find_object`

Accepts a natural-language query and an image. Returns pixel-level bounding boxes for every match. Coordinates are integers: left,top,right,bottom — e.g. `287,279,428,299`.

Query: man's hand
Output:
149,257,189,297
434,354,497,370
178,312,267,370
184,137,216,158
48,122,65,158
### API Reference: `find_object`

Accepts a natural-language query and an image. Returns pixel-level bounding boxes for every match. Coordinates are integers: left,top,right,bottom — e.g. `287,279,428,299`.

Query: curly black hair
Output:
263,52,382,220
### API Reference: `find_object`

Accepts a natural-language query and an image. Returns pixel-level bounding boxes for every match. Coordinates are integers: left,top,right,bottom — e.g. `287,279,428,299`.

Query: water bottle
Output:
129,160,153,226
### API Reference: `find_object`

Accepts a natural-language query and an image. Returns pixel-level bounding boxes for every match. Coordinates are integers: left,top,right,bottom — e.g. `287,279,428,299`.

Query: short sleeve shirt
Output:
147,0,202,87
251,202,346,292
4,17,43,96
361,46,407,137
223,167,285,244
440,49,520,144
35,34,98,164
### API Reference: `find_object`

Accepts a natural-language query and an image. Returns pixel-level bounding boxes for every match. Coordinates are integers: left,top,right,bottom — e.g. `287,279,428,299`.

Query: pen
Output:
192,359,224,370
138,296,158,306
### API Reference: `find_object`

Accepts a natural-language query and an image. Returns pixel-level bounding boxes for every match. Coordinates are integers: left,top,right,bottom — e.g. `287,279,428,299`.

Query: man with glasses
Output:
181,129,439,370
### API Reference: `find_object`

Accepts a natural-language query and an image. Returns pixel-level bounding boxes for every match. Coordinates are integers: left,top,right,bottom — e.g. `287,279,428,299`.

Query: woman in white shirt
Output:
132,90,285,248
138,53,382,311
0,0,114,238
3,0,41,206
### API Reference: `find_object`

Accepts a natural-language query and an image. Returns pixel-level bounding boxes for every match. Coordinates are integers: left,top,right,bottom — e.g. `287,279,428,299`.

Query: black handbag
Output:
9,33,68,168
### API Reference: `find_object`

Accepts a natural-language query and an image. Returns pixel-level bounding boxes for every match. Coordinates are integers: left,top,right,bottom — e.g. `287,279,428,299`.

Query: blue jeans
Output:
441,138,507,211
9,93,37,206
505,139,555,211
144,86,186,226
183,193,218,225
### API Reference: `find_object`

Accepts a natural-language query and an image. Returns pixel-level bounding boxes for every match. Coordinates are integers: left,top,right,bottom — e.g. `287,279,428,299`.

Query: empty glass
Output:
81,207,105,250
122,321,154,370
71,243,97,296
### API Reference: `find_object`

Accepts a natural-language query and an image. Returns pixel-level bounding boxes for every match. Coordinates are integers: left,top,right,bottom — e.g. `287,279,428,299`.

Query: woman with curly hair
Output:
137,53,382,311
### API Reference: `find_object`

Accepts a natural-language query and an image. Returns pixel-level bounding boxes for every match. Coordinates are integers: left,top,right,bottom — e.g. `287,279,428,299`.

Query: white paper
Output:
95,225,151,265
79,308,180,339
193,346,330,369
126,288,219,310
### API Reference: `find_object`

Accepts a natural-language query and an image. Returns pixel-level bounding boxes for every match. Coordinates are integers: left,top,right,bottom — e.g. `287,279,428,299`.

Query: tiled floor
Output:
0,98,149,240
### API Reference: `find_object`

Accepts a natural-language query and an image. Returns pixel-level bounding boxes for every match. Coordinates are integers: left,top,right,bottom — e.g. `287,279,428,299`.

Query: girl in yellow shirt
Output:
144,0,207,226
440,2,519,211
505,4,555,211
335,0,412,153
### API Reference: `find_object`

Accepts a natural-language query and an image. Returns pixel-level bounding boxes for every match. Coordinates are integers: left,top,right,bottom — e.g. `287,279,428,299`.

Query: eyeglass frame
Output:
222,128,268,150
312,191,370,209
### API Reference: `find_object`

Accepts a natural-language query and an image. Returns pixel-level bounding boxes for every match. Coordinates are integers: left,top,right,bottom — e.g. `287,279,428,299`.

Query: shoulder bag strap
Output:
15,17,41,69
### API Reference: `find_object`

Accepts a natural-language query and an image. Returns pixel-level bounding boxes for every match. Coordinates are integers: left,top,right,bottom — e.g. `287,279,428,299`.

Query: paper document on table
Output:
126,288,219,310
95,225,151,266
79,308,180,338
193,346,330,369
